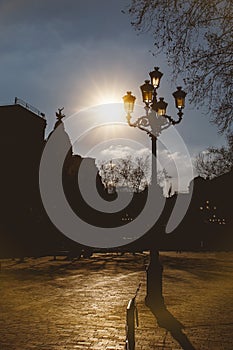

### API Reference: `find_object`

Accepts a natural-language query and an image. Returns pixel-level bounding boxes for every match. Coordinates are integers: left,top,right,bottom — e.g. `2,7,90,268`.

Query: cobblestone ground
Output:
0,252,233,350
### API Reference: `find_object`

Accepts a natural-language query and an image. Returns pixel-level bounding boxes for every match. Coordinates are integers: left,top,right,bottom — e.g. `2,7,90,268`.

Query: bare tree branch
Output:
128,0,233,133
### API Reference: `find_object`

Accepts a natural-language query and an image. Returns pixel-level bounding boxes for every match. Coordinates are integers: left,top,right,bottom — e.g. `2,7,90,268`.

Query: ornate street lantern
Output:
173,86,187,110
123,91,136,114
149,67,163,89
140,80,154,105
155,97,168,116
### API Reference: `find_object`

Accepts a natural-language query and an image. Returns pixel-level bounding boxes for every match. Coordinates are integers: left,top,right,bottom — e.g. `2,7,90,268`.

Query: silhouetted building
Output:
0,101,46,257
164,170,233,250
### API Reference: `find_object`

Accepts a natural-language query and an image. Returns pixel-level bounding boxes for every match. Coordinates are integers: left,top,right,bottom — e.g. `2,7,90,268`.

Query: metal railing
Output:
14,97,45,119
125,283,141,350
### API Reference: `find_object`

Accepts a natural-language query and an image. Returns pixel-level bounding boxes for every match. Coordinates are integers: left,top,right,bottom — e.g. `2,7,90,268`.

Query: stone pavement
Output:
0,252,233,350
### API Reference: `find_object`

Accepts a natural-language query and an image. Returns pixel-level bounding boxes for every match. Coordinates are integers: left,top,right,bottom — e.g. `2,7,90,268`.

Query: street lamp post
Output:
123,67,186,310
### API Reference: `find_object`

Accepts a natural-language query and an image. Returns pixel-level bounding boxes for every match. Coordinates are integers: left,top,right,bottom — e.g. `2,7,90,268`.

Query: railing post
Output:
125,298,136,350
125,284,140,350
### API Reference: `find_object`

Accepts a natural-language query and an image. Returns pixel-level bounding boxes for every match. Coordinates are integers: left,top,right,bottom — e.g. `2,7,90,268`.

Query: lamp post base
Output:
145,250,165,311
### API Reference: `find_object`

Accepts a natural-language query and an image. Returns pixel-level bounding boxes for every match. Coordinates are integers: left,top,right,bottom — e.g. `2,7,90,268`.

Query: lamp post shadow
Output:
144,250,196,349
148,304,196,350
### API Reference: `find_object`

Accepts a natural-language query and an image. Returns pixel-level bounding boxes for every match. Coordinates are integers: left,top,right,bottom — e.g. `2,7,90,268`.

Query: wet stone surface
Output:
0,252,233,349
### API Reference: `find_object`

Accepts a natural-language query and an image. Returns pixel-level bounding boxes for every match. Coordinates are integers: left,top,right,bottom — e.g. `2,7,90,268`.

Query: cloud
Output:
156,149,195,192
99,145,150,161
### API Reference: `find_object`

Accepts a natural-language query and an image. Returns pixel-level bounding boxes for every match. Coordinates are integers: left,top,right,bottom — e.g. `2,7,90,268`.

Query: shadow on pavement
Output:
149,305,196,350
161,254,232,281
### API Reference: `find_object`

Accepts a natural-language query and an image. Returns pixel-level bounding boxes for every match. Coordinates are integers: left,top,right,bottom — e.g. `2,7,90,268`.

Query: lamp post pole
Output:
145,133,165,309
123,67,186,310
151,134,157,186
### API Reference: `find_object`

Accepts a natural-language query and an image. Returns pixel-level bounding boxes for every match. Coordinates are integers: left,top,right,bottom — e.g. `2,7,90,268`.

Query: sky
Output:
0,0,226,192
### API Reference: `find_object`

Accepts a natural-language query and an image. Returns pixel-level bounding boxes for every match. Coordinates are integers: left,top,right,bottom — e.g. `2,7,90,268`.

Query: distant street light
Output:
123,67,186,310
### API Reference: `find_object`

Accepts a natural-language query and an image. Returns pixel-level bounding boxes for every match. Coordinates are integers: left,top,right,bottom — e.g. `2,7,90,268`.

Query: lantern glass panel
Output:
152,76,160,88
142,90,153,104
157,107,166,116
140,80,154,104
176,97,185,109
149,67,163,89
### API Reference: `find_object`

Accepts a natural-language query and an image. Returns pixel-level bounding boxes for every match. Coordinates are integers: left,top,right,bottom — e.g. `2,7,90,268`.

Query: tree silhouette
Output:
97,155,171,193
98,155,149,193
195,132,233,178
127,0,233,133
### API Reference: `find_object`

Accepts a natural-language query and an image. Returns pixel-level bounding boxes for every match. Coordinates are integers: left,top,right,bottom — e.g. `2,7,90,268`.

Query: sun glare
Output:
94,91,121,105
87,74,123,106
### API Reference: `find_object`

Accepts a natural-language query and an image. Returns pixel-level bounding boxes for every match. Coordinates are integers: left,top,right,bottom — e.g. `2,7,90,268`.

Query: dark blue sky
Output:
0,0,225,173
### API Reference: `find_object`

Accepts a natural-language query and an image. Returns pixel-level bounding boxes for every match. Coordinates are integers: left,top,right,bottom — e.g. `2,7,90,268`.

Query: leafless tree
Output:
98,155,170,192
98,155,149,192
127,0,233,133
98,160,121,191
195,133,233,178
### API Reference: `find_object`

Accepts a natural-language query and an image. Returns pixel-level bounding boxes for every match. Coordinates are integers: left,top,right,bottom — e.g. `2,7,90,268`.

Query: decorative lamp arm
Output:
126,114,154,138
165,110,183,125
